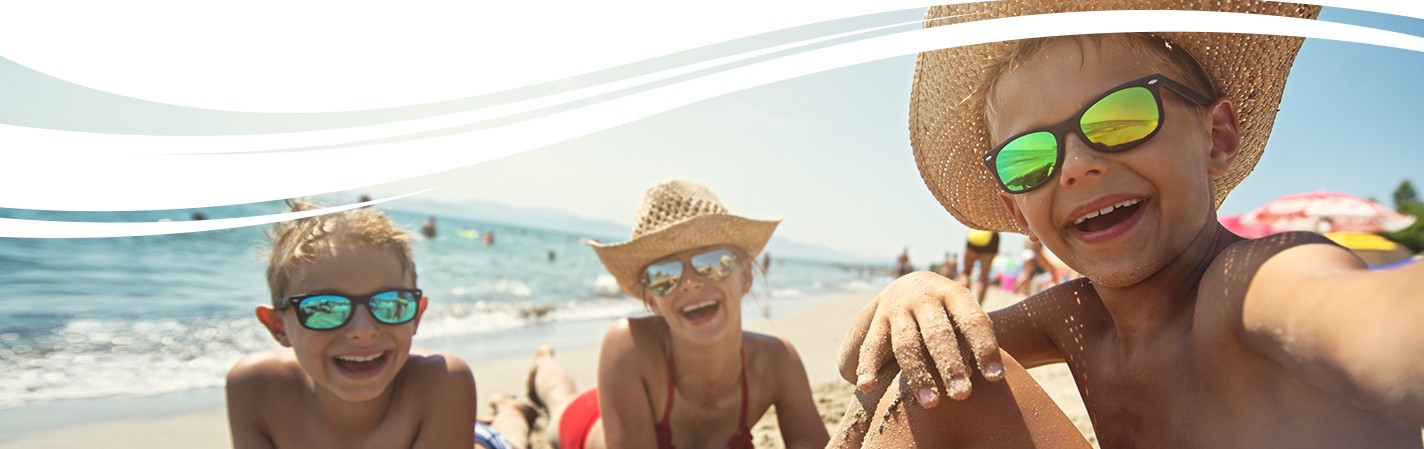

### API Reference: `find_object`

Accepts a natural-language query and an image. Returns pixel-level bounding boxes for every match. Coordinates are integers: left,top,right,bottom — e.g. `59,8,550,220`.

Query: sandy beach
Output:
0,288,1096,449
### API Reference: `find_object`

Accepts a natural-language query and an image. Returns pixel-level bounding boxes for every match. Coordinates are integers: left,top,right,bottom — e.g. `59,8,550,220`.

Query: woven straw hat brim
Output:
592,214,779,299
911,1,1320,233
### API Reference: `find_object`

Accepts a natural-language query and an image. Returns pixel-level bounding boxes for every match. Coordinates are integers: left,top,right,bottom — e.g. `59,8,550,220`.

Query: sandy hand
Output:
837,271,1003,408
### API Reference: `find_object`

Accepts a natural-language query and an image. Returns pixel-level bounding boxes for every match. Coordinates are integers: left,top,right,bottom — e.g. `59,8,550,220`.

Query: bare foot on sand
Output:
485,393,539,449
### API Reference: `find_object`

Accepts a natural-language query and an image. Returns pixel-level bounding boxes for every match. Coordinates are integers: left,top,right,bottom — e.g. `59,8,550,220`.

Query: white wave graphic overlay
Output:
0,191,428,238
0,15,929,159
5,10,1423,220
0,1,941,112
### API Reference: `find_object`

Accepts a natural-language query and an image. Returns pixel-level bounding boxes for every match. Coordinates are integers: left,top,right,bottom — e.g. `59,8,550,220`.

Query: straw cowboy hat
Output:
592,179,780,298
911,1,1321,232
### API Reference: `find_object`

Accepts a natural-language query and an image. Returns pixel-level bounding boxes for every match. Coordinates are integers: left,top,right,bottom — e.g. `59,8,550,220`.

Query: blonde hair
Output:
265,200,416,303
984,33,1217,143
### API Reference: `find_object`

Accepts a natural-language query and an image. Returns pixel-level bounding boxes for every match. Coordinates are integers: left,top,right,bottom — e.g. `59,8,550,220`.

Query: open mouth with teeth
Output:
679,299,722,324
1070,199,1144,233
333,351,389,378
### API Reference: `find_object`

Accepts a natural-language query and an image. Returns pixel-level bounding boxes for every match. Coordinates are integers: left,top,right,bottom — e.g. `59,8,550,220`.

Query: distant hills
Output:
383,197,881,266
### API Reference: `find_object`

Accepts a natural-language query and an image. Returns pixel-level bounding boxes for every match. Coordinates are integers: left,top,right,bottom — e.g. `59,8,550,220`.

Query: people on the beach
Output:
961,229,999,304
421,216,437,239
838,2,1424,448
1013,239,1047,295
519,179,829,448
224,200,515,449
893,247,914,277
939,251,958,281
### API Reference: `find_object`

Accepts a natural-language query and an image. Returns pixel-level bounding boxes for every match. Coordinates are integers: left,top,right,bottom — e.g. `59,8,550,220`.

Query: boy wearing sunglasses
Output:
225,201,491,449
835,2,1424,448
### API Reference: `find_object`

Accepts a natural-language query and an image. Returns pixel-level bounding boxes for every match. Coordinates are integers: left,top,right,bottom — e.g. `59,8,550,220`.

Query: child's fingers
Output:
890,307,939,408
945,291,1004,382
855,313,894,392
838,297,880,384
916,301,972,403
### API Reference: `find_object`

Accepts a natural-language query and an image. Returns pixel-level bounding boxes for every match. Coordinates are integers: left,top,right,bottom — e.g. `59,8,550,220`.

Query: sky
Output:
4,4,1421,265
356,7,1424,263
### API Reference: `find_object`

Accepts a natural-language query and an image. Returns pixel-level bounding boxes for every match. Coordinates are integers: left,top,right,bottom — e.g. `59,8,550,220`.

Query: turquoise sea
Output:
0,200,889,419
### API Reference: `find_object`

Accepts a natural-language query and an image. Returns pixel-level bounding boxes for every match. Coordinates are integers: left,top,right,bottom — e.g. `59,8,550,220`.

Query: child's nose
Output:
679,274,706,293
1058,135,1108,189
344,306,381,340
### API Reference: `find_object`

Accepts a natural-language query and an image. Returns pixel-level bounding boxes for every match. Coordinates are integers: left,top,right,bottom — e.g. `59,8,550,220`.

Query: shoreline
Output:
0,288,1099,449
0,289,880,448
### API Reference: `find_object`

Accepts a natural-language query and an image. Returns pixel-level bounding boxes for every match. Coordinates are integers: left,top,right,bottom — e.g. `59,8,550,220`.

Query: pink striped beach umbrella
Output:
1238,191,1416,234
1219,214,1274,238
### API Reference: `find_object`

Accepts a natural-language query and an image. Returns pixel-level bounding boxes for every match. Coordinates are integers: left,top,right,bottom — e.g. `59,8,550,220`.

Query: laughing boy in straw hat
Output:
835,1,1424,447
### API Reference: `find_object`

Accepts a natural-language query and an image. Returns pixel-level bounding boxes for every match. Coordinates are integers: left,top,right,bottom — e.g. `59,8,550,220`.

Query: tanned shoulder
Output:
1198,231,1342,311
989,277,1099,367
403,349,474,393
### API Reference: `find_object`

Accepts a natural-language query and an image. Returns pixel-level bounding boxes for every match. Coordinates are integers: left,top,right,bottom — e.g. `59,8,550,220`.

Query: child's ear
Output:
410,296,429,335
1205,98,1241,176
998,191,1032,233
255,305,292,347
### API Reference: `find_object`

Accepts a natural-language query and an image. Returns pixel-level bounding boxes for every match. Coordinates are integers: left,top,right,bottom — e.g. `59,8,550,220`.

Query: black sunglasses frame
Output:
641,247,739,298
982,74,1214,194
277,288,423,331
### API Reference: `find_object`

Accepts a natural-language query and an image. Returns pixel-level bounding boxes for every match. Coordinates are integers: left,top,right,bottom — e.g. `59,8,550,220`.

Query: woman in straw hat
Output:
524,179,829,449
838,1,1424,448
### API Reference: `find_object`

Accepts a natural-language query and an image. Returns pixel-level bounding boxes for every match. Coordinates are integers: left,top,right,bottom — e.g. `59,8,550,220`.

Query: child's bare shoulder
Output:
1202,231,1351,299
742,330,802,367
1196,231,1357,334
1216,231,1341,267
743,329,792,350
389,349,476,423
400,349,475,391
996,277,1098,323
225,350,307,427
619,316,672,351
226,349,304,389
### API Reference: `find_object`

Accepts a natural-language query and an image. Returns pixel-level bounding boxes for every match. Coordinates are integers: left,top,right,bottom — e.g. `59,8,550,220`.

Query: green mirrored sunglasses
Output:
983,74,1213,194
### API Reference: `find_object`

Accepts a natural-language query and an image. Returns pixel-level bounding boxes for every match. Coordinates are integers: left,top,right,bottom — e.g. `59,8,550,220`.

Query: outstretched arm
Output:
1243,241,1424,425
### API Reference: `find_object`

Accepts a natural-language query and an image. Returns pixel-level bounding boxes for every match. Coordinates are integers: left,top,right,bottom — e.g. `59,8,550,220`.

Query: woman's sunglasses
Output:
642,247,737,297
277,288,422,331
983,74,1213,194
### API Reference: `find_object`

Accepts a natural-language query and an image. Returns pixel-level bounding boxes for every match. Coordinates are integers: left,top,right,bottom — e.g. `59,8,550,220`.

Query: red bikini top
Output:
654,347,755,449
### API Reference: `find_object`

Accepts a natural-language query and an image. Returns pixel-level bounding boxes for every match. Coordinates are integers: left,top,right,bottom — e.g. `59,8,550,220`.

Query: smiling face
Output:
642,246,752,345
987,37,1238,287
260,242,422,403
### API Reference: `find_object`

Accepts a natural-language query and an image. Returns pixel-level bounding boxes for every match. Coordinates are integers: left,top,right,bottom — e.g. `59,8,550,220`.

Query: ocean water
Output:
0,201,888,411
